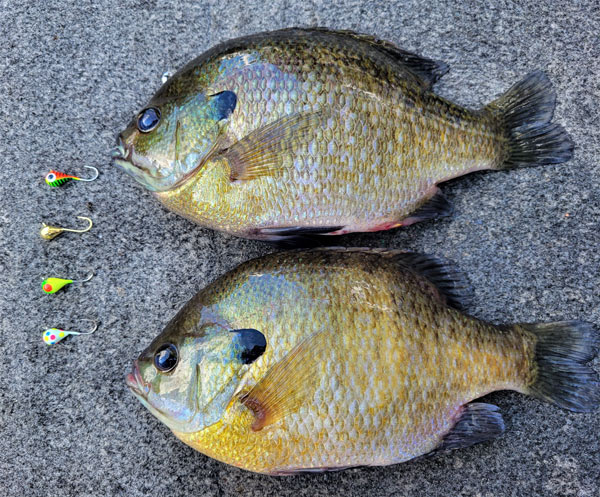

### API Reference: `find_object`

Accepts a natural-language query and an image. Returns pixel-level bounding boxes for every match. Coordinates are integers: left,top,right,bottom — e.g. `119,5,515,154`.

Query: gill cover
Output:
114,90,237,192
130,326,264,434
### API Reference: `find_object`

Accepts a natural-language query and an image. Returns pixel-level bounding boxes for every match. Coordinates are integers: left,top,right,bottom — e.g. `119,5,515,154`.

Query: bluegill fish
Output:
113,28,573,243
126,249,599,474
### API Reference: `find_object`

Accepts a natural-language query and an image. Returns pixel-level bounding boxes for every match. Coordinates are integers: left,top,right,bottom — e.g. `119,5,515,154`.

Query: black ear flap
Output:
210,90,237,121
230,328,266,364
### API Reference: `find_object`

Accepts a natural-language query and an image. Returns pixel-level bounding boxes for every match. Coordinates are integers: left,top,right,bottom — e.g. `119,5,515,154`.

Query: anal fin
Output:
436,403,505,452
401,188,453,226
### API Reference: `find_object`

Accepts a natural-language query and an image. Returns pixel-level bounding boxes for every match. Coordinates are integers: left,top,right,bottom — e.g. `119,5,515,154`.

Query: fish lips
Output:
125,360,150,399
111,136,140,176
111,135,129,161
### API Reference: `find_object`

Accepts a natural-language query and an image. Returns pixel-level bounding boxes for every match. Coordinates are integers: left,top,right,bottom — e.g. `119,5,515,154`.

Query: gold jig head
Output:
40,216,93,240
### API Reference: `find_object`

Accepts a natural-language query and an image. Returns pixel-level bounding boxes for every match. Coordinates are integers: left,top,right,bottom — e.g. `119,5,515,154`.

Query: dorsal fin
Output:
388,251,472,310
298,27,449,88
302,248,472,310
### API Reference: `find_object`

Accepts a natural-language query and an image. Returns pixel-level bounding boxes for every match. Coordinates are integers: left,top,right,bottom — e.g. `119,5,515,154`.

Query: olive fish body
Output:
126,249,599,474
113,28,573,242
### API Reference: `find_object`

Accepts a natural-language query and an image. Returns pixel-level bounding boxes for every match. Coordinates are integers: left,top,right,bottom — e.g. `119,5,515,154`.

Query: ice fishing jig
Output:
42,320,98,345
41,272,94,294
40,216,93,240
44,166,99,187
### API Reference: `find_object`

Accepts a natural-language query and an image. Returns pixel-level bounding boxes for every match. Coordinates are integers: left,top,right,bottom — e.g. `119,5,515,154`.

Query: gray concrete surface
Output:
1,0,599,495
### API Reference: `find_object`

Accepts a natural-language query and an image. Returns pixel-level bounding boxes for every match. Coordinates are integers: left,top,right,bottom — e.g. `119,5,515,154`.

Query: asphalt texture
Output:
1,1,599,495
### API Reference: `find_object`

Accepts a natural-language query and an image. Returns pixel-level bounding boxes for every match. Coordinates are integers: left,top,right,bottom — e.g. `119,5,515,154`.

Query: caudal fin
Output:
520,321,599,412
485,71,574,169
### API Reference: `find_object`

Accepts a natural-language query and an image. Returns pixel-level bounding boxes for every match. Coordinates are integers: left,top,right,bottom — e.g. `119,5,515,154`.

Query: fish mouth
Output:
111,134,185,192
111,135,165,191
111,135,140,173
111,135,130,161
125,359,200,433
126,360,150,399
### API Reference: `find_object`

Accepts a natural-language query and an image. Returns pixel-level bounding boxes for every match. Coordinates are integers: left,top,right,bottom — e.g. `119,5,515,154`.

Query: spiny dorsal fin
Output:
293,247,472,310
236,330,330,431
436,403,505,452
387,251,472,310
298,27,449,88
220,111,324,182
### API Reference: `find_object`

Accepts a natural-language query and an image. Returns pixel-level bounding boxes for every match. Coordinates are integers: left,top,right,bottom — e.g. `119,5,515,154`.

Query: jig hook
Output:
42,271,94,294
45,166,99,187
42,319,98,345
40,216,93,240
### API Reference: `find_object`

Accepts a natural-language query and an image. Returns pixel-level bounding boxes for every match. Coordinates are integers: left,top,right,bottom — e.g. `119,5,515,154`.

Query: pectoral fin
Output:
220,111,324,182
237,330,330,431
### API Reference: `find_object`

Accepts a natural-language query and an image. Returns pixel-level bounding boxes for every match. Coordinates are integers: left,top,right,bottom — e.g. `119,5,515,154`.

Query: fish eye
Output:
137,107,161,133
154,343,178,372
231,328,266,364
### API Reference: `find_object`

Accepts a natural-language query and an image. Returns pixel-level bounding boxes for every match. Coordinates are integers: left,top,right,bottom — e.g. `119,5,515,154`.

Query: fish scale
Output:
123,249,600,475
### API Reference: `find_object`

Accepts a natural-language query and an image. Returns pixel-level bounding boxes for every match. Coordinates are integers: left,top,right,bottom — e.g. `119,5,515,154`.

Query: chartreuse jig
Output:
42,272,93,294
